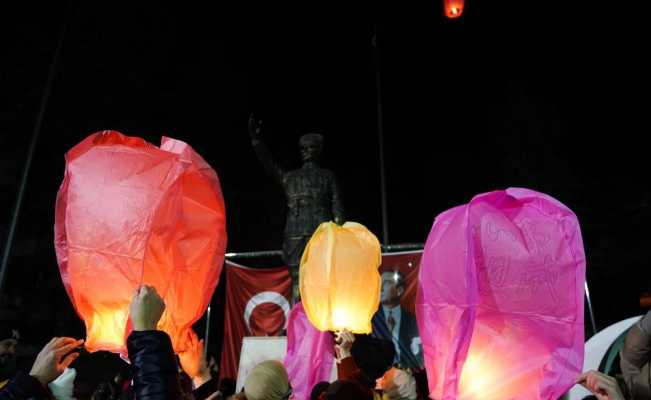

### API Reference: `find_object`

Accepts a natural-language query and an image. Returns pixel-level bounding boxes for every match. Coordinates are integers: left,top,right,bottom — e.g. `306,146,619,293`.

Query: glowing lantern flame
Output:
87,308,129,351
457,324,543,399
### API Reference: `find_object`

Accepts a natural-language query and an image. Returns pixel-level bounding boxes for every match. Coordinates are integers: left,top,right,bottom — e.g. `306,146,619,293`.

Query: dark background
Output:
1,0,649,352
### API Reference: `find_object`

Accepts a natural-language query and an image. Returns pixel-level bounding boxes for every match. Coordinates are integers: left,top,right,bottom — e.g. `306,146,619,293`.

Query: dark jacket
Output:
192,378,219,400
127,330,183,400
620,322,651,399
0,371,51,400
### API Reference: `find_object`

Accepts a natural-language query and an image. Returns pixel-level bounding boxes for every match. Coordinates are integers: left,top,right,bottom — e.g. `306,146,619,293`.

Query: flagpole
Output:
0,2,72,297
373,24,390,245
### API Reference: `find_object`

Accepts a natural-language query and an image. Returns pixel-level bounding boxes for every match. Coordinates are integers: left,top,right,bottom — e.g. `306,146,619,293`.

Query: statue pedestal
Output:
236,336,337,392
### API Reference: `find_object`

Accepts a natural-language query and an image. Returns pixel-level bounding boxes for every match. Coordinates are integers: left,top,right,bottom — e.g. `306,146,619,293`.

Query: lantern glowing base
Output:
457,320,551,400
84,309,129,353
459,350,518,400
330,308,363,333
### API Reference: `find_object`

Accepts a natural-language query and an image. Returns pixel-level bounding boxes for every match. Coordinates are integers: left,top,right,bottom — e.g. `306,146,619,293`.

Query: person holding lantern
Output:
127,285,188,400
620,309,651,398
371,270,423,370
248,114,345,303
0,333,83,399
577,370,626,400
0,325,20,389
333,330,418,400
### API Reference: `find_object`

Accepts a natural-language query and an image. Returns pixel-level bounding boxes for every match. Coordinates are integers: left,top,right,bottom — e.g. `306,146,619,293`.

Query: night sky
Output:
1,0,650,345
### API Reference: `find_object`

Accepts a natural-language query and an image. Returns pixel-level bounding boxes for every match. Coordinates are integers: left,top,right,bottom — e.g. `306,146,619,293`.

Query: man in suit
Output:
372,270,423,370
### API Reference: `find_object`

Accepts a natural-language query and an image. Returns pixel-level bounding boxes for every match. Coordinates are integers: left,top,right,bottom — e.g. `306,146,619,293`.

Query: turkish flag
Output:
219,261,291,380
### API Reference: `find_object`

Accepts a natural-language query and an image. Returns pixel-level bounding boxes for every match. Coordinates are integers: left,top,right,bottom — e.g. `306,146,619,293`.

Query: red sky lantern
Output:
54,131,227,354
444,0,465,19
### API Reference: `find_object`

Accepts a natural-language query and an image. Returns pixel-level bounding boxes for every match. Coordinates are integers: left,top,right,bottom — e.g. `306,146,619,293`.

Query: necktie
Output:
387,309,396,333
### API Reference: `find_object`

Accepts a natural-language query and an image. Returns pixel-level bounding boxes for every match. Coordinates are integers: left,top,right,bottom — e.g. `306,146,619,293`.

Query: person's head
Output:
0,326,19,380
310,381,329,400
299,133,324,163
70,349,128,400
243,360,291,400
381,270,405,307
350,335,395,387
90,381,115,400
379,368,417,400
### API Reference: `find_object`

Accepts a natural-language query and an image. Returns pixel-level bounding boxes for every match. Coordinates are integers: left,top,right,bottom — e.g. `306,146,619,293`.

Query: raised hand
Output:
130,285,165,331
248,113,263,141
577,370,625,400
29,337,84,385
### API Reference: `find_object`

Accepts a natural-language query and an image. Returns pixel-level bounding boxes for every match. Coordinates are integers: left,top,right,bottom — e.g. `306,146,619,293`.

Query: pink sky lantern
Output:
55,131,227,354
417,188,585,400
444,0,465,18
284,302,335,400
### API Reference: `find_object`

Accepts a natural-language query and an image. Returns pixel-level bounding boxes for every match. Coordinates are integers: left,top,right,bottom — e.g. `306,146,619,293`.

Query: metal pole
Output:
381,243,424,252
0,3,70,297
204,303,212,355
373,24,390,245
225,250,284,259
223,243,424,260
585,281,598,335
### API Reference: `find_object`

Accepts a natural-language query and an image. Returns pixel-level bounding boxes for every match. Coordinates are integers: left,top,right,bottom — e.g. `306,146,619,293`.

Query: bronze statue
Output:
248,114,345,303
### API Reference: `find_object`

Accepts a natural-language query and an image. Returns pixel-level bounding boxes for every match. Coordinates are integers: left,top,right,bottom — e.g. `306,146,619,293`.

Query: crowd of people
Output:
1,285,649,399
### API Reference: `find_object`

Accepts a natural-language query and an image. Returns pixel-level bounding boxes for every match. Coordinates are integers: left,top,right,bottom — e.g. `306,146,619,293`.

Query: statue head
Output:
299,133,323,163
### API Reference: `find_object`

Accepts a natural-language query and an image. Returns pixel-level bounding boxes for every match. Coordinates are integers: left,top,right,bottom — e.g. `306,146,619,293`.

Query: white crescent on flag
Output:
243,291,291,333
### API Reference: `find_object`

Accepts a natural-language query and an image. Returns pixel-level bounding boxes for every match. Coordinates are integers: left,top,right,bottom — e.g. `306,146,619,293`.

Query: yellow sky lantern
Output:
299,222,381,333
